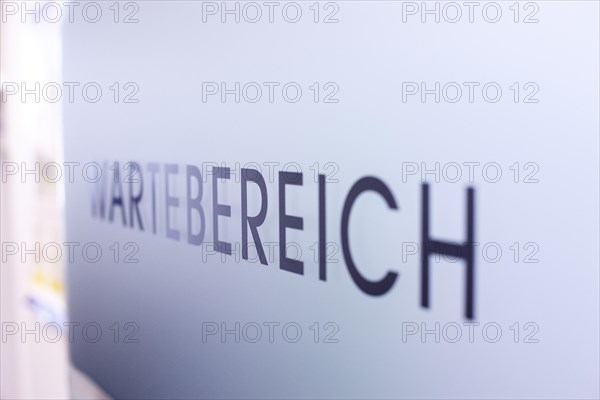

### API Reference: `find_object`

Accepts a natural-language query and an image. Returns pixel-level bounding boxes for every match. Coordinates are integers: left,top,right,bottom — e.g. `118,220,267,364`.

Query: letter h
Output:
421,183,475,319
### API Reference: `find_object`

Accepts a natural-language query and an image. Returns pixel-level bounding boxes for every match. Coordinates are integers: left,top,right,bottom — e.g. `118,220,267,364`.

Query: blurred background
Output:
0,5,98,398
